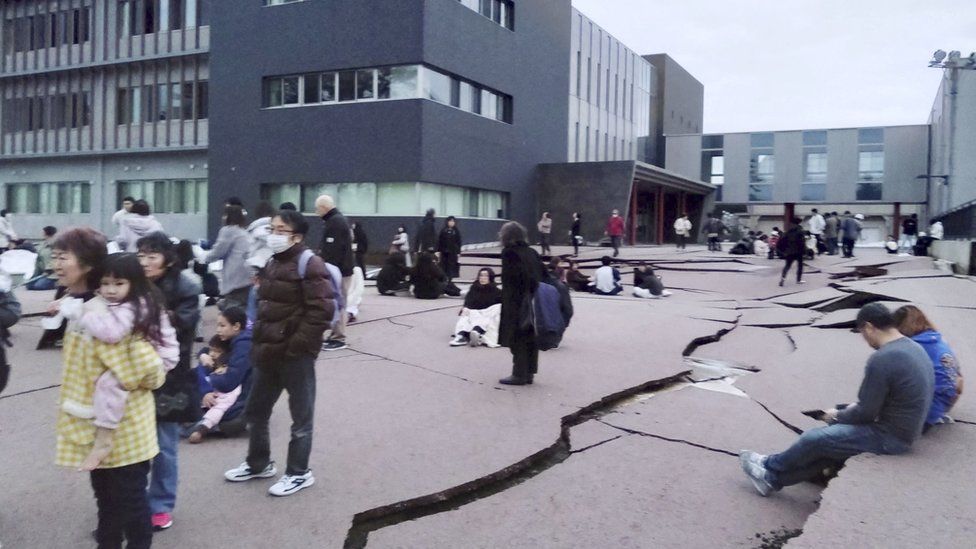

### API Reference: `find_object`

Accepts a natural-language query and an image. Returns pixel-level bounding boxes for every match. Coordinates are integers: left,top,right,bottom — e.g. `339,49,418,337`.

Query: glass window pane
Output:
301,183,337,212
303,73,319,104
338,71,356,102
750,132,774,148
858,128,883,144
260,183,300,209
443,186,465,215
702,135,723,149
282,77,299,105
802,130,827,146
337,183,377,215
171,180,187,213
801,183,826,201
419,183,442,213
481,90,497,119
424,68,452,104
856,183,882,200
153,181,168,212
196,82,208,119
748,184,772,202
356,69,375,100
320,73,336,102
387,66,417,99
377,183,418,215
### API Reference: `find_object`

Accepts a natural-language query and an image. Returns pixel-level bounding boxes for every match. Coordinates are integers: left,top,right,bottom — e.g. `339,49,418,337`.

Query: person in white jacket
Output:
673,213,692,250
115,200,163,252
807,208,826,255
111,196,135,227
929,220,944,241
0,210,16,250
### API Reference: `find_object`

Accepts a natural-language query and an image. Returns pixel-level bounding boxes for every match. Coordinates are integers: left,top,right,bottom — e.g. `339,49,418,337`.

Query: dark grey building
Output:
644,53,703,168
209,0,571,247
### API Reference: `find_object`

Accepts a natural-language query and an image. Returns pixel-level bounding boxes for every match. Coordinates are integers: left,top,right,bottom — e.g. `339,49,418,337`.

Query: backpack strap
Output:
297,249,315,279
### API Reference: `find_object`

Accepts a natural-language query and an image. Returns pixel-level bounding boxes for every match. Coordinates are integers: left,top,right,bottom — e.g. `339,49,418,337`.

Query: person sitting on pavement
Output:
893,305,963,427
632,265,672,299
739,303,934,497
589,256,623,295
728,231,756,255
27,226,60,291
410,252,448,300
767,227,781,259
187,307,252,444
450,268,502,347
376,253,411,296
753,235,770,257
565,260,591,292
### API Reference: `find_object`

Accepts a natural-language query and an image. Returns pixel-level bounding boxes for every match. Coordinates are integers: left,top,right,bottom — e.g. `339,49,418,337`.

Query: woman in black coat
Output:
498,222,542,386
411,252,448,300
438,216,462,281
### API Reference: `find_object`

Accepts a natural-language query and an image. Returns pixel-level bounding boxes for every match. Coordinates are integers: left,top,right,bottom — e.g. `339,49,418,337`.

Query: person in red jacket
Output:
605,209,625,258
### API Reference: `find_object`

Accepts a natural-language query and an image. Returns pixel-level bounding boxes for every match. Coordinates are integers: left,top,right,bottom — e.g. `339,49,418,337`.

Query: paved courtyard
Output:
1,245,974,548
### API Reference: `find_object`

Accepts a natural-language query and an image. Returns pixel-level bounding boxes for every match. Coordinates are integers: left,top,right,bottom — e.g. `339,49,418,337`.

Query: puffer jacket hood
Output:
123,215,162,236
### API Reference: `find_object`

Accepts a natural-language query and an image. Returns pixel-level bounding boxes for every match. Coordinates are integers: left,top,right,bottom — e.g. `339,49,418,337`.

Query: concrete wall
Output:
0,150,208,240
664,134,701,182
536,161,636,243
930,239,976,275
929,69,976,218
644,54,704,166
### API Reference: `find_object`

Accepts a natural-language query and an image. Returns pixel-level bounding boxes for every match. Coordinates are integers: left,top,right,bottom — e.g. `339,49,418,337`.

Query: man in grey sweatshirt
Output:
739,303,934,496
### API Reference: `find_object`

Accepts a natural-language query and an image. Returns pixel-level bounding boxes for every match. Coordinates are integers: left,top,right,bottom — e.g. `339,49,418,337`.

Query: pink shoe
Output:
151,512,173,531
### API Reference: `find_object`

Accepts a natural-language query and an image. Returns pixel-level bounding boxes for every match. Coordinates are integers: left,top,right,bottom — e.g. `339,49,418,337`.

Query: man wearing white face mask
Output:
225,210,335,497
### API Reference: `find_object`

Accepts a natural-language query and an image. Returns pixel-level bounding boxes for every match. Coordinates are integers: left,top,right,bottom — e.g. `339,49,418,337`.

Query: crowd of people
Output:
0,194,963,548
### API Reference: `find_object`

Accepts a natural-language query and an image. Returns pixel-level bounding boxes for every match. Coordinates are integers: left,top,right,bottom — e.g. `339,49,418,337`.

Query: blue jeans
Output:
765,423,910,489
25,276,57,290
148,421,180,515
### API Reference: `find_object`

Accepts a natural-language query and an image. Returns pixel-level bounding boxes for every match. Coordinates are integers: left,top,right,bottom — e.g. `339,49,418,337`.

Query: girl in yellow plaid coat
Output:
51,227,166,549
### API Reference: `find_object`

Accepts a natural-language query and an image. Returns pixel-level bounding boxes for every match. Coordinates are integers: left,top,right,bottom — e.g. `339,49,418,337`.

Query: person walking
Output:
739,303,933,497
351,221,369,273
777,217,807,287
136,232,202,532
315,195,354,352
807,208,826,255
605,209,625,258
704,214,725,252
673,213,692,250
115,200,163,252
571,212,582,257
414,208,438,256
899,214,918,254
498,222,542,386
823,212,839,256
203,205,253,310
224,210,334,497
537,212,552,256
437,216,462,282
840,212,862,258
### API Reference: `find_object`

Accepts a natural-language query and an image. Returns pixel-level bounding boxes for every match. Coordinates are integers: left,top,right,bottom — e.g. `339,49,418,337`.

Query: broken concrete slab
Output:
368,435,821,549
771,287,849,308
810,301,911,329
835,277,976,308
693,326,796,372
739,307,822,328
788,425,976,549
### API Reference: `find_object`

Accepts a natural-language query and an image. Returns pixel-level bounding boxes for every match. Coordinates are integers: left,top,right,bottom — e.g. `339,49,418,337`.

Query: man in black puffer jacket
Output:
777,217,807,287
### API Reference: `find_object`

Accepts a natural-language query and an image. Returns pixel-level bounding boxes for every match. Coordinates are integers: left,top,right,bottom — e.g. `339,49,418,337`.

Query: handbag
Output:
155,361,203,423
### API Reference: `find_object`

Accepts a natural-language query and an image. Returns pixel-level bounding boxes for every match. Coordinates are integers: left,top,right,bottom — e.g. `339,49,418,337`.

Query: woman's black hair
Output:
224,205,247,228
131,199,151,216
476,267,496,285
174,240,194,271
219,306,248,332
102,253,166,346
136,231,178,273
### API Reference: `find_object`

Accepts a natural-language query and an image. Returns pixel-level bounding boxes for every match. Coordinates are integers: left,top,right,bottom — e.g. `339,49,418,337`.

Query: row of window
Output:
573,122,634,162
118,0,211,37
260,182,508,219
264,65,513,124
5,181,91,214
457,0,514,30
117,179,208,214
117,81,209,124
3,92,92,133
3,6,91,53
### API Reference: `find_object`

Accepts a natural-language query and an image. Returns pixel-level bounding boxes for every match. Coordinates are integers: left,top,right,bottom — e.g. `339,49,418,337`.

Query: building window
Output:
700,135,724,201
260,182,508,219
458,0,514,30
117,179,208,214
748,133,774,202
119,81,207,123
118,0,211,36
264,0,306,5
5,4,92,53
802,131,828,202
5,182,91,214
856,128,884,200
262,65,512,124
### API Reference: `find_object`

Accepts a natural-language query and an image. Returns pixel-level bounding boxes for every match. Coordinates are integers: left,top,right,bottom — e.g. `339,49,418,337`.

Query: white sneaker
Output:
661,290,673,297
224,461,277,482
469,331,482,347
449,335,468,347
268,471,315,497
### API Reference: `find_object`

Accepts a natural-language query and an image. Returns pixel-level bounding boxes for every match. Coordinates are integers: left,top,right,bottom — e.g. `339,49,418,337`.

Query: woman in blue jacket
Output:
894,305,963,426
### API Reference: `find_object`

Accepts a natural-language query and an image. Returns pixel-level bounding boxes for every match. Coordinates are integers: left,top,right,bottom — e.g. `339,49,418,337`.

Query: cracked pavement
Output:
1,245,973,548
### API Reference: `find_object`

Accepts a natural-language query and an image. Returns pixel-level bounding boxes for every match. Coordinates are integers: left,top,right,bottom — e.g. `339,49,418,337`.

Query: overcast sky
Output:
571,0,975,133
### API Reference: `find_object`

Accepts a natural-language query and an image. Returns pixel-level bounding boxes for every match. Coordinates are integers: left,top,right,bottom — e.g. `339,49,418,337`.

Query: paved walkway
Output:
0,245,972,548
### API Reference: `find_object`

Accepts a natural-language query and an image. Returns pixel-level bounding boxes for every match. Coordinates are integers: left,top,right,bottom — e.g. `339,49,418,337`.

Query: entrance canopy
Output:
536,160,714,246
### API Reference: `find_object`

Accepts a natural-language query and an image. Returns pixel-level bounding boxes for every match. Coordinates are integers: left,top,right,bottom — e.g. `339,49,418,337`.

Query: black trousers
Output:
610,236,622,257
842,238,856,258
573,237,579,256
509,333,539,380
246,355,316,476
441,252,460,280
539,234,551,256
676,235,688,249
781,255,804,282
707,236,720,251
90,460,152,549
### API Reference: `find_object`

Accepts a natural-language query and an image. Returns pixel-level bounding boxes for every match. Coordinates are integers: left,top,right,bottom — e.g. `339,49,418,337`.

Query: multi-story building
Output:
666,125,930,240
928,60,976,237
0,0,211,240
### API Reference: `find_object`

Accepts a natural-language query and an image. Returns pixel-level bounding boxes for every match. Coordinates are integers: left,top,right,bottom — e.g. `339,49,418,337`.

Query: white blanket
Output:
453,304,501,347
